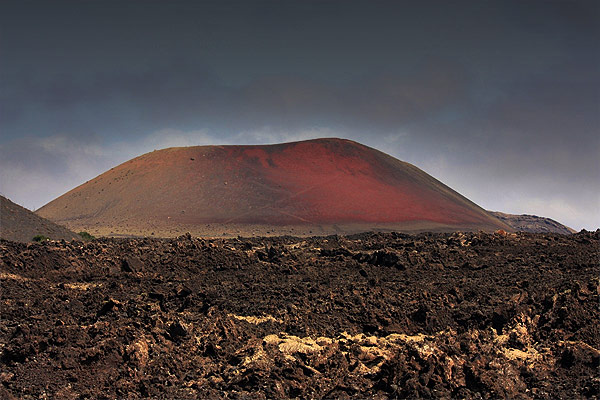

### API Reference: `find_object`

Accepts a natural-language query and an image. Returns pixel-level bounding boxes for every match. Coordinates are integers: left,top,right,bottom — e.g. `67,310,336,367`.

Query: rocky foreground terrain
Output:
0,230,598,399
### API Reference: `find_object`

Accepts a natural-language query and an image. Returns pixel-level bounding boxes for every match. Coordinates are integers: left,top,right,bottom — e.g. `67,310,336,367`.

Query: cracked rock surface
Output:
0,230,598,399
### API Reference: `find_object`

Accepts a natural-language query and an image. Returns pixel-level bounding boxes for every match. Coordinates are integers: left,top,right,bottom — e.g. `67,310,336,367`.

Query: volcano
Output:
36,138,508,236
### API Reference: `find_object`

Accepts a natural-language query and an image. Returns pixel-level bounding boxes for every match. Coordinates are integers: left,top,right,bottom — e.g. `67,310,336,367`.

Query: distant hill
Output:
489,211,576,235
1,195,79,242
37,138,510,237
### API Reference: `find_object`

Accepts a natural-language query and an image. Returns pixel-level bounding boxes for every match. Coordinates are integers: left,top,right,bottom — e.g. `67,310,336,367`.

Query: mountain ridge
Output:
489,211,576,235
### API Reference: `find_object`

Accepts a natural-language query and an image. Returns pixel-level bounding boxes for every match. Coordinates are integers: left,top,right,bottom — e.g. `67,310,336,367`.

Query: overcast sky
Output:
1,0,598,230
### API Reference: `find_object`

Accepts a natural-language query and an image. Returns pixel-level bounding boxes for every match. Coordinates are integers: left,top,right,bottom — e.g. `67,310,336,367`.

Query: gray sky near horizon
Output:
1,0,598,230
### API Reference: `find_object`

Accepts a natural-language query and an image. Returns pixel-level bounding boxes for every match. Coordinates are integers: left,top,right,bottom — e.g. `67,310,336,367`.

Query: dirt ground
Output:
82,220,508,240
0,230,598,399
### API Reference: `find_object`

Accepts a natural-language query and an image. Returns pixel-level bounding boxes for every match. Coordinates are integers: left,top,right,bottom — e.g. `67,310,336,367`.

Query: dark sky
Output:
1,0,598,230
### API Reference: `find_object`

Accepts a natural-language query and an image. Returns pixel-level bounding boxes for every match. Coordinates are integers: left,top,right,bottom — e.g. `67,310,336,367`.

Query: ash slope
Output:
489,211,576,235
0,195,78,242
37,138,508,236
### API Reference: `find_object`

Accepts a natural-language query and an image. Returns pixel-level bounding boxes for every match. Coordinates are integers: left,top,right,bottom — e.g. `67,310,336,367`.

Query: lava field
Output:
0,230,598,399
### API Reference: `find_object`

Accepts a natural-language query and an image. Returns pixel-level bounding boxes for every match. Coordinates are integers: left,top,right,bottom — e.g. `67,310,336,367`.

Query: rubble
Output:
0,230,598,398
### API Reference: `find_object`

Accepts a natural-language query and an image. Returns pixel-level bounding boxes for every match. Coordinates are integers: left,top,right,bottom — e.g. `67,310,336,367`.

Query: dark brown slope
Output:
0,195,78,242
37,138,509,237
489,211,576,234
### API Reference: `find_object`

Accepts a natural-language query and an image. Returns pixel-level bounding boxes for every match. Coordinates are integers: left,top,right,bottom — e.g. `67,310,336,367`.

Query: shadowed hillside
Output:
0,195,78,242
37,138,509,237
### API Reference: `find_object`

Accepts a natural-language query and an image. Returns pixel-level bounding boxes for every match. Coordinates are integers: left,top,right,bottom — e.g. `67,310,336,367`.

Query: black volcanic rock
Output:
0,231,598,398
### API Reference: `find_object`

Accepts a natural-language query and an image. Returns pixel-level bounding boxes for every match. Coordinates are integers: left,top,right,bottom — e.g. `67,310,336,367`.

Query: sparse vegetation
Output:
78,231,95,241
32,235,49,242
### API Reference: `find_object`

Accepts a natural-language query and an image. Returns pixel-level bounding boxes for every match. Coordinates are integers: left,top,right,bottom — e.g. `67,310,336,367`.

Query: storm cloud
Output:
1,0,598,230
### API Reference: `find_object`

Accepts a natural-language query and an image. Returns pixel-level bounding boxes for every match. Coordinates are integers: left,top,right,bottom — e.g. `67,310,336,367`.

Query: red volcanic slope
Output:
37,138,508,235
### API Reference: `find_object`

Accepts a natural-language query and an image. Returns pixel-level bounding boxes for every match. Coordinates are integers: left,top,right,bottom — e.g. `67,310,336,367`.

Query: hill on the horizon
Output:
37,138,510,237
489,211,576,235
0,195,79,242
